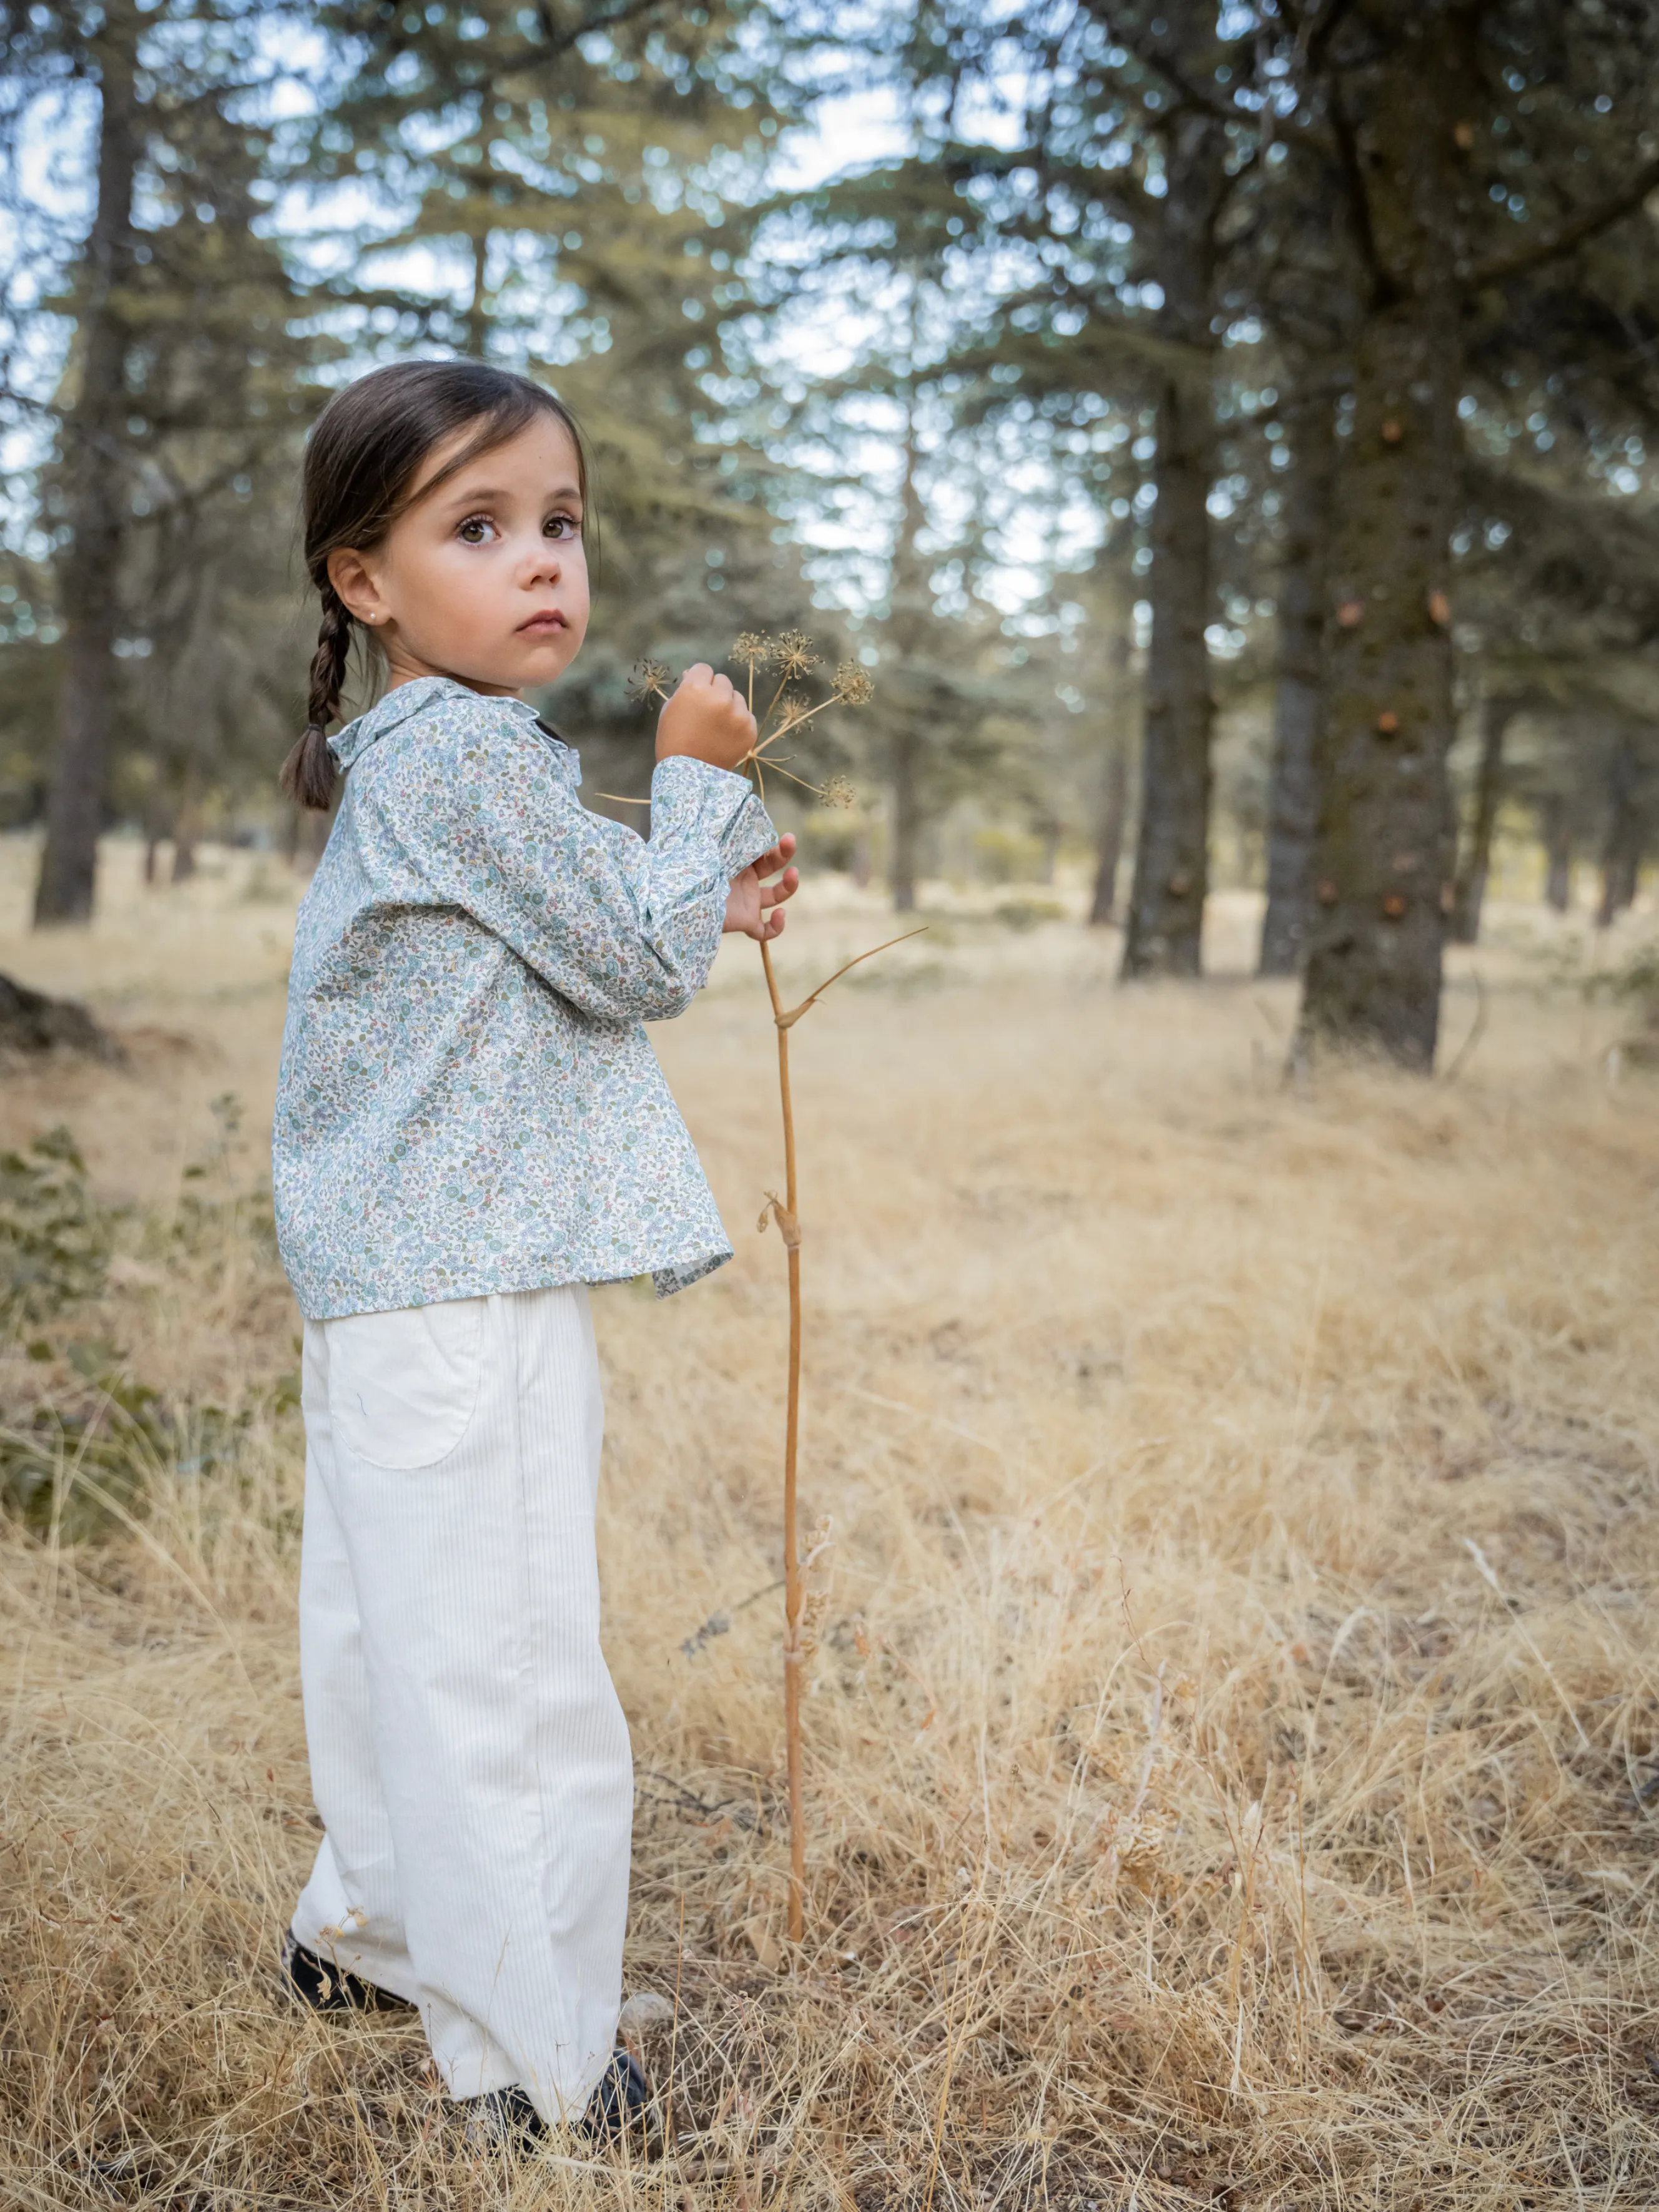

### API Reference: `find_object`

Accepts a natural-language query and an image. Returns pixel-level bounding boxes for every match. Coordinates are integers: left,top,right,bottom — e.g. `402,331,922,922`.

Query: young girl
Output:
271,360,797,2146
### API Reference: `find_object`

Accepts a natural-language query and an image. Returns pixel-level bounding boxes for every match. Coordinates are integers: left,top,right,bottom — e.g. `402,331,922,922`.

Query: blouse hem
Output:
290,1241,734,1323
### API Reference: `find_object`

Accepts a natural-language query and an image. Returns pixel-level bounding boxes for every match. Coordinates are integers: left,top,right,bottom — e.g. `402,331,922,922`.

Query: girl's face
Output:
326,412,589,698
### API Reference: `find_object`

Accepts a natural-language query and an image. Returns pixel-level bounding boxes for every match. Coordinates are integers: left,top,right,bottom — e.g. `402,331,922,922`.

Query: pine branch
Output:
1091,12,1246,126
1462,157,1659,292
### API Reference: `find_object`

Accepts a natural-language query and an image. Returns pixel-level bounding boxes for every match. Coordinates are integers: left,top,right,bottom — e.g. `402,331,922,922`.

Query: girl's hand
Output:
656,664,757,772
724,835,799,941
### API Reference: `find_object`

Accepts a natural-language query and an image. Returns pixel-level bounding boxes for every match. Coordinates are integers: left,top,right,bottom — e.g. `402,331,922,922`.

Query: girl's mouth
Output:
517,611,566,636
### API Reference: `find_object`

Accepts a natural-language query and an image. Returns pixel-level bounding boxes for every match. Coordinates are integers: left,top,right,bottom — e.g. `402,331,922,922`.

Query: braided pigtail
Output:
280,584,352,810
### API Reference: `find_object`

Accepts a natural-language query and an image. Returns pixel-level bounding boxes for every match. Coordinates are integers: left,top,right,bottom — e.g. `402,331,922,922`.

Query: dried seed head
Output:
628,657,673,704
731,632,771,669
773,629,820,678
817,775,857,811
833,661,874,707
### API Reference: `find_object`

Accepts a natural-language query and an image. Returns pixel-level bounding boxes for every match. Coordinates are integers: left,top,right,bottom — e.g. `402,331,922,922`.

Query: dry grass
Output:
2,835,1659,2209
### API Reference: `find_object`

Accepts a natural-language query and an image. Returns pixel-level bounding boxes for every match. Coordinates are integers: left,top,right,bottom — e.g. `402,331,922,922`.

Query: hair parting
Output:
284,360,591,811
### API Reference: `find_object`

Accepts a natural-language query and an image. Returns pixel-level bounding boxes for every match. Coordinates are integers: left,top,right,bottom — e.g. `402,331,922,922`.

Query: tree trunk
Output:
1297,14,1473,1069
1450,692,1519,943
34,11,139,925
465,225,490,358
170,759,200,884
886,411,930,915
1259,388,1336,976
1122,112,1224,980
1542,795,1572,913
142,789,169,887
1088,611,1133,925
889,727,920,912
1597,731,1645,927
1090,734,1130,925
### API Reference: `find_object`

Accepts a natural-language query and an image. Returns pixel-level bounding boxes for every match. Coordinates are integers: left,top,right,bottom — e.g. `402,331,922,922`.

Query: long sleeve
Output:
418,717,777,1025
277,679,772,1319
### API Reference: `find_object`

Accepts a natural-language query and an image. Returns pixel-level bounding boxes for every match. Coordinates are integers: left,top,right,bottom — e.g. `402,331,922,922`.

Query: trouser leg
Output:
291,1320,418,1999
299,1284,633,2123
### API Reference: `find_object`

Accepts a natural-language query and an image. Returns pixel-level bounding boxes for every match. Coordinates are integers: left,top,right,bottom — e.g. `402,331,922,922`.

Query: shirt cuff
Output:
650,755,778,879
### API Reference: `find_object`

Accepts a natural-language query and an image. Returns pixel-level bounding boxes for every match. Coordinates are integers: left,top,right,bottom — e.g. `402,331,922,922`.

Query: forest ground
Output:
2,836,1658,2211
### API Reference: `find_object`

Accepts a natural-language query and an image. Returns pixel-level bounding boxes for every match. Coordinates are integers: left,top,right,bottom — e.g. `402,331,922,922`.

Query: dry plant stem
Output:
759,935,807,1945
758,925,927,1945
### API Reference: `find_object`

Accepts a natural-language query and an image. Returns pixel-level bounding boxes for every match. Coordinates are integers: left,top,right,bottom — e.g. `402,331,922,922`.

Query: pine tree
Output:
1294,0,1659,1065
297,0,814,806
9,0,141,922
4,0,317,920
1257,385,1336,975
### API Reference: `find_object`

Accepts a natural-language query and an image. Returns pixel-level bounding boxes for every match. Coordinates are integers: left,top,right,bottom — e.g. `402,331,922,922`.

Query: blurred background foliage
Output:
2,0,1658,1061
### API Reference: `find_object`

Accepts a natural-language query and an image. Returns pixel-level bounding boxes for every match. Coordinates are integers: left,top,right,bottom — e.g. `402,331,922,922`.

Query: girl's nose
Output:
521,538,561,586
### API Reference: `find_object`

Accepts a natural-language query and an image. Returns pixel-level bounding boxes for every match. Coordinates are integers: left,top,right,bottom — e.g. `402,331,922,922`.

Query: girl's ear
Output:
327,547,389,629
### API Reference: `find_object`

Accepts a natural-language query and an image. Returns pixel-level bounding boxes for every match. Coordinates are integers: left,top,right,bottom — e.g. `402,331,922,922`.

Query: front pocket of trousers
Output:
325,1298,486,1470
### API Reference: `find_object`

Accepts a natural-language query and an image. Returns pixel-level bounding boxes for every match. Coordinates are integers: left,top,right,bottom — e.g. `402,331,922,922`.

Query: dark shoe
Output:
462,2083,546,2153
460,2053,648,2156
281,1929,404,2015
579,2047,651,2145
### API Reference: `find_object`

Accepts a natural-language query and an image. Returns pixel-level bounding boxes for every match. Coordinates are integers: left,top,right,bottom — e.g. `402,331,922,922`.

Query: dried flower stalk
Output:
757,924,923,1942
629,636,876,808
637,631,913,1941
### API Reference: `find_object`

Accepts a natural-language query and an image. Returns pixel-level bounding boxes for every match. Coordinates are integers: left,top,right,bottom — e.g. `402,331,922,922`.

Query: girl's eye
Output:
456,515,497,544
544,514,581,539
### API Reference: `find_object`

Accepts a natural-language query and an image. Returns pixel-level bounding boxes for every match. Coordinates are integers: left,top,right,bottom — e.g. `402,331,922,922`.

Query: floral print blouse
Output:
273,677,776,1319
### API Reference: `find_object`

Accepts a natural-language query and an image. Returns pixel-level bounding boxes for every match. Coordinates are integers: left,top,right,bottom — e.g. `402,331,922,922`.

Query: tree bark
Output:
1122,112,1224,979
1123,112,1229,978
1259,389,1336,975
1298,12,1473,1069
34,9,139,926
1450,692,1520,944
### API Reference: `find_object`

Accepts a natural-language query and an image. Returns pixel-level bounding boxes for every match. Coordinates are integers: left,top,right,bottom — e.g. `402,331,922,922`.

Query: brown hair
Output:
282,360,589,810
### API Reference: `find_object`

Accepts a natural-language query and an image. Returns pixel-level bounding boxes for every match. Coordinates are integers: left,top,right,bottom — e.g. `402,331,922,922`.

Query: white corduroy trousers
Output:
289,1284,633,2124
